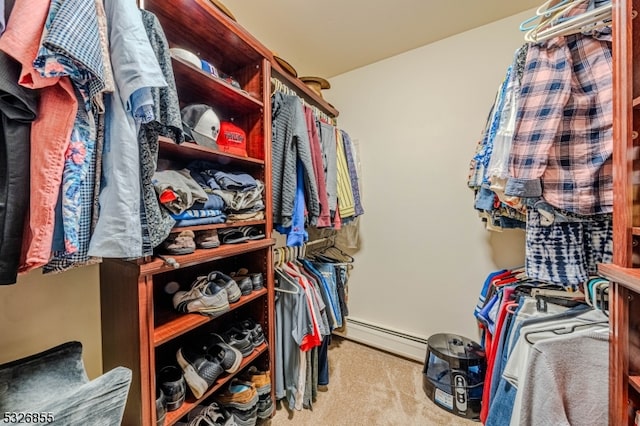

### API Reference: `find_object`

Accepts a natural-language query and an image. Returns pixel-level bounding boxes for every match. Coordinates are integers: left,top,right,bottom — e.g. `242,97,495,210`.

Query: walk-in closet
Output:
0,0,625,425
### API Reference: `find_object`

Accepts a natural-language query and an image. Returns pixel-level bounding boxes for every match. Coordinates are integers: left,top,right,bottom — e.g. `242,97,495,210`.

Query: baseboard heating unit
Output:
337,317,428,362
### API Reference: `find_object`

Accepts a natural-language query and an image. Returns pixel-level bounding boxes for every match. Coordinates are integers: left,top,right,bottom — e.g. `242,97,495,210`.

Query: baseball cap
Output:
218,121,247,157
170,48,201,69
181,104,221,150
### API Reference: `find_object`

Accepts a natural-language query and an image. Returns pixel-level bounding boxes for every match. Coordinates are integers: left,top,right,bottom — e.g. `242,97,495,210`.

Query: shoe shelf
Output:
158,137,264,168
154,287,268,346
171,57,263,114
164,342,268,426
139,238,275,276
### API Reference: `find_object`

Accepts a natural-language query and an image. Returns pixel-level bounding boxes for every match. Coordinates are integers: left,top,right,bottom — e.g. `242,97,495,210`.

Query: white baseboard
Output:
338,317,428,363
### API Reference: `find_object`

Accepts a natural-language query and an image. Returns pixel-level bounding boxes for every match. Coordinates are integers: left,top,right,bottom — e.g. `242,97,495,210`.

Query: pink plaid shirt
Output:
505,32,613,215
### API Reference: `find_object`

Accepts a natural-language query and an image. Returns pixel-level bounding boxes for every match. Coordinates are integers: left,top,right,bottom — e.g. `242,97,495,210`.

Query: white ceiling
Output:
222,0,541,78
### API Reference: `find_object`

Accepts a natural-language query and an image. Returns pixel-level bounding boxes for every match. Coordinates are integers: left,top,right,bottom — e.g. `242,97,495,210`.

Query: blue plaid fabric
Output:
506,32,613,215
37,0,105,103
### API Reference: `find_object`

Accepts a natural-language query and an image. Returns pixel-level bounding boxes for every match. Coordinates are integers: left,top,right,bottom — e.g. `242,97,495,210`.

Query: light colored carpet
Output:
267,337,478,426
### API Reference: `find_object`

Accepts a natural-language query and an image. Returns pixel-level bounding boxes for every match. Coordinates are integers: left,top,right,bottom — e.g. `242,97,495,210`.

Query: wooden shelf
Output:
633,96,640,109
172,56,263,117
632,227,640,236
140,238,275,276
144,0,269,72
165,342,268,425
154,287,268,346
598,263,640,293
630,376,640,394
158,137,265,167
271,61,339,118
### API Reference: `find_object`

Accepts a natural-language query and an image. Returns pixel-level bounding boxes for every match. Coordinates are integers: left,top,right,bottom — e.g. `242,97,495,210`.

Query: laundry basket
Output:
422,333,486,420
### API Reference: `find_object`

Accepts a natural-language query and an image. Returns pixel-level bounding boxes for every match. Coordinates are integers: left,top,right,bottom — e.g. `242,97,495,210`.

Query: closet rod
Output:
271,76,336,125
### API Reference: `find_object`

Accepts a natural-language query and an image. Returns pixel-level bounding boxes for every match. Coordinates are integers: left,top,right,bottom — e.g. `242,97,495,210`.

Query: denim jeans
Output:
318,335,331,386
310,261,342,328
335,264,349,319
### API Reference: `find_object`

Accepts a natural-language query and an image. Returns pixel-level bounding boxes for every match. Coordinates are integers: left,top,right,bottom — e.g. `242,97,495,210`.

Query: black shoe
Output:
207,341,242,374
176,345,225,399
220,329,254,357
233,268,263,291
232,275,253,296
158,365,186,411
234,318,265,347
156,386,166,426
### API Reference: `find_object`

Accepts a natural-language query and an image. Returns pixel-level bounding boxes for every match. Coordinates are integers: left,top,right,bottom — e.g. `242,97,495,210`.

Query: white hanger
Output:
274,269,300,294
525,0,612,43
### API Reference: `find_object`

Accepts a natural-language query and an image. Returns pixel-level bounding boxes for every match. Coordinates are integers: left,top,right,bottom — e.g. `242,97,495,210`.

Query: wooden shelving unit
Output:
601,1,640,424
99,1,275,425
153,288,268,346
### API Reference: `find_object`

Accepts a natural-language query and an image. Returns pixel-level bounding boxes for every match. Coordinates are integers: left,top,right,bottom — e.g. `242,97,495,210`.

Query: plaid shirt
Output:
505,33,613,215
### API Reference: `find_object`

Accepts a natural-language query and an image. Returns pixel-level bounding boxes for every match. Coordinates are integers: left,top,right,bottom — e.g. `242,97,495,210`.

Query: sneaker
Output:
158,365,186,411
162,230,196,255
176,345,225,399
220,329,254,357
233,318,265,347
208,271,242,303
215,379,259,410
206,333,243,372
173,277,230,316
241,366,271,395
256,394,274,419
208,342,242,374
195,229,220,249
225,406,256,426
187,402,236,426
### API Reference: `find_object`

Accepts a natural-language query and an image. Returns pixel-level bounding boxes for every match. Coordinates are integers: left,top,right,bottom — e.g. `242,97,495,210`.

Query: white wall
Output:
324,11,531,346
0,266,103,378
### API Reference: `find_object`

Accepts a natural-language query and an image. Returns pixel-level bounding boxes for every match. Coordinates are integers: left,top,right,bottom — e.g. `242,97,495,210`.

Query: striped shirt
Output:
505,32,613,215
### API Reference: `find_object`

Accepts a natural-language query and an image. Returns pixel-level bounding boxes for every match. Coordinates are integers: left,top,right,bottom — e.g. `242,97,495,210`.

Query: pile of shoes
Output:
171,270,263,317
214,378,259,426
218,226,265,245
172,274,234,317
161,229,221,255
217,318,266,358
176,333,243,400
240,366,273,420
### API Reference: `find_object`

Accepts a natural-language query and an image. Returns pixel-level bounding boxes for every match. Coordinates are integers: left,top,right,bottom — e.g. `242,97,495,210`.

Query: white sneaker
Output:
173,276,230,316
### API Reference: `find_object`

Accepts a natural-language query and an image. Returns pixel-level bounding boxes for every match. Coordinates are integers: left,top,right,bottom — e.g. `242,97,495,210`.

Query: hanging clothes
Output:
341,130,364,217
335,129,355,219
138,8,184,255
0,21,38,284
303,104,331,228
34,0,107,272
88,0,167,258
0,0,78,273
271,91,320,230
